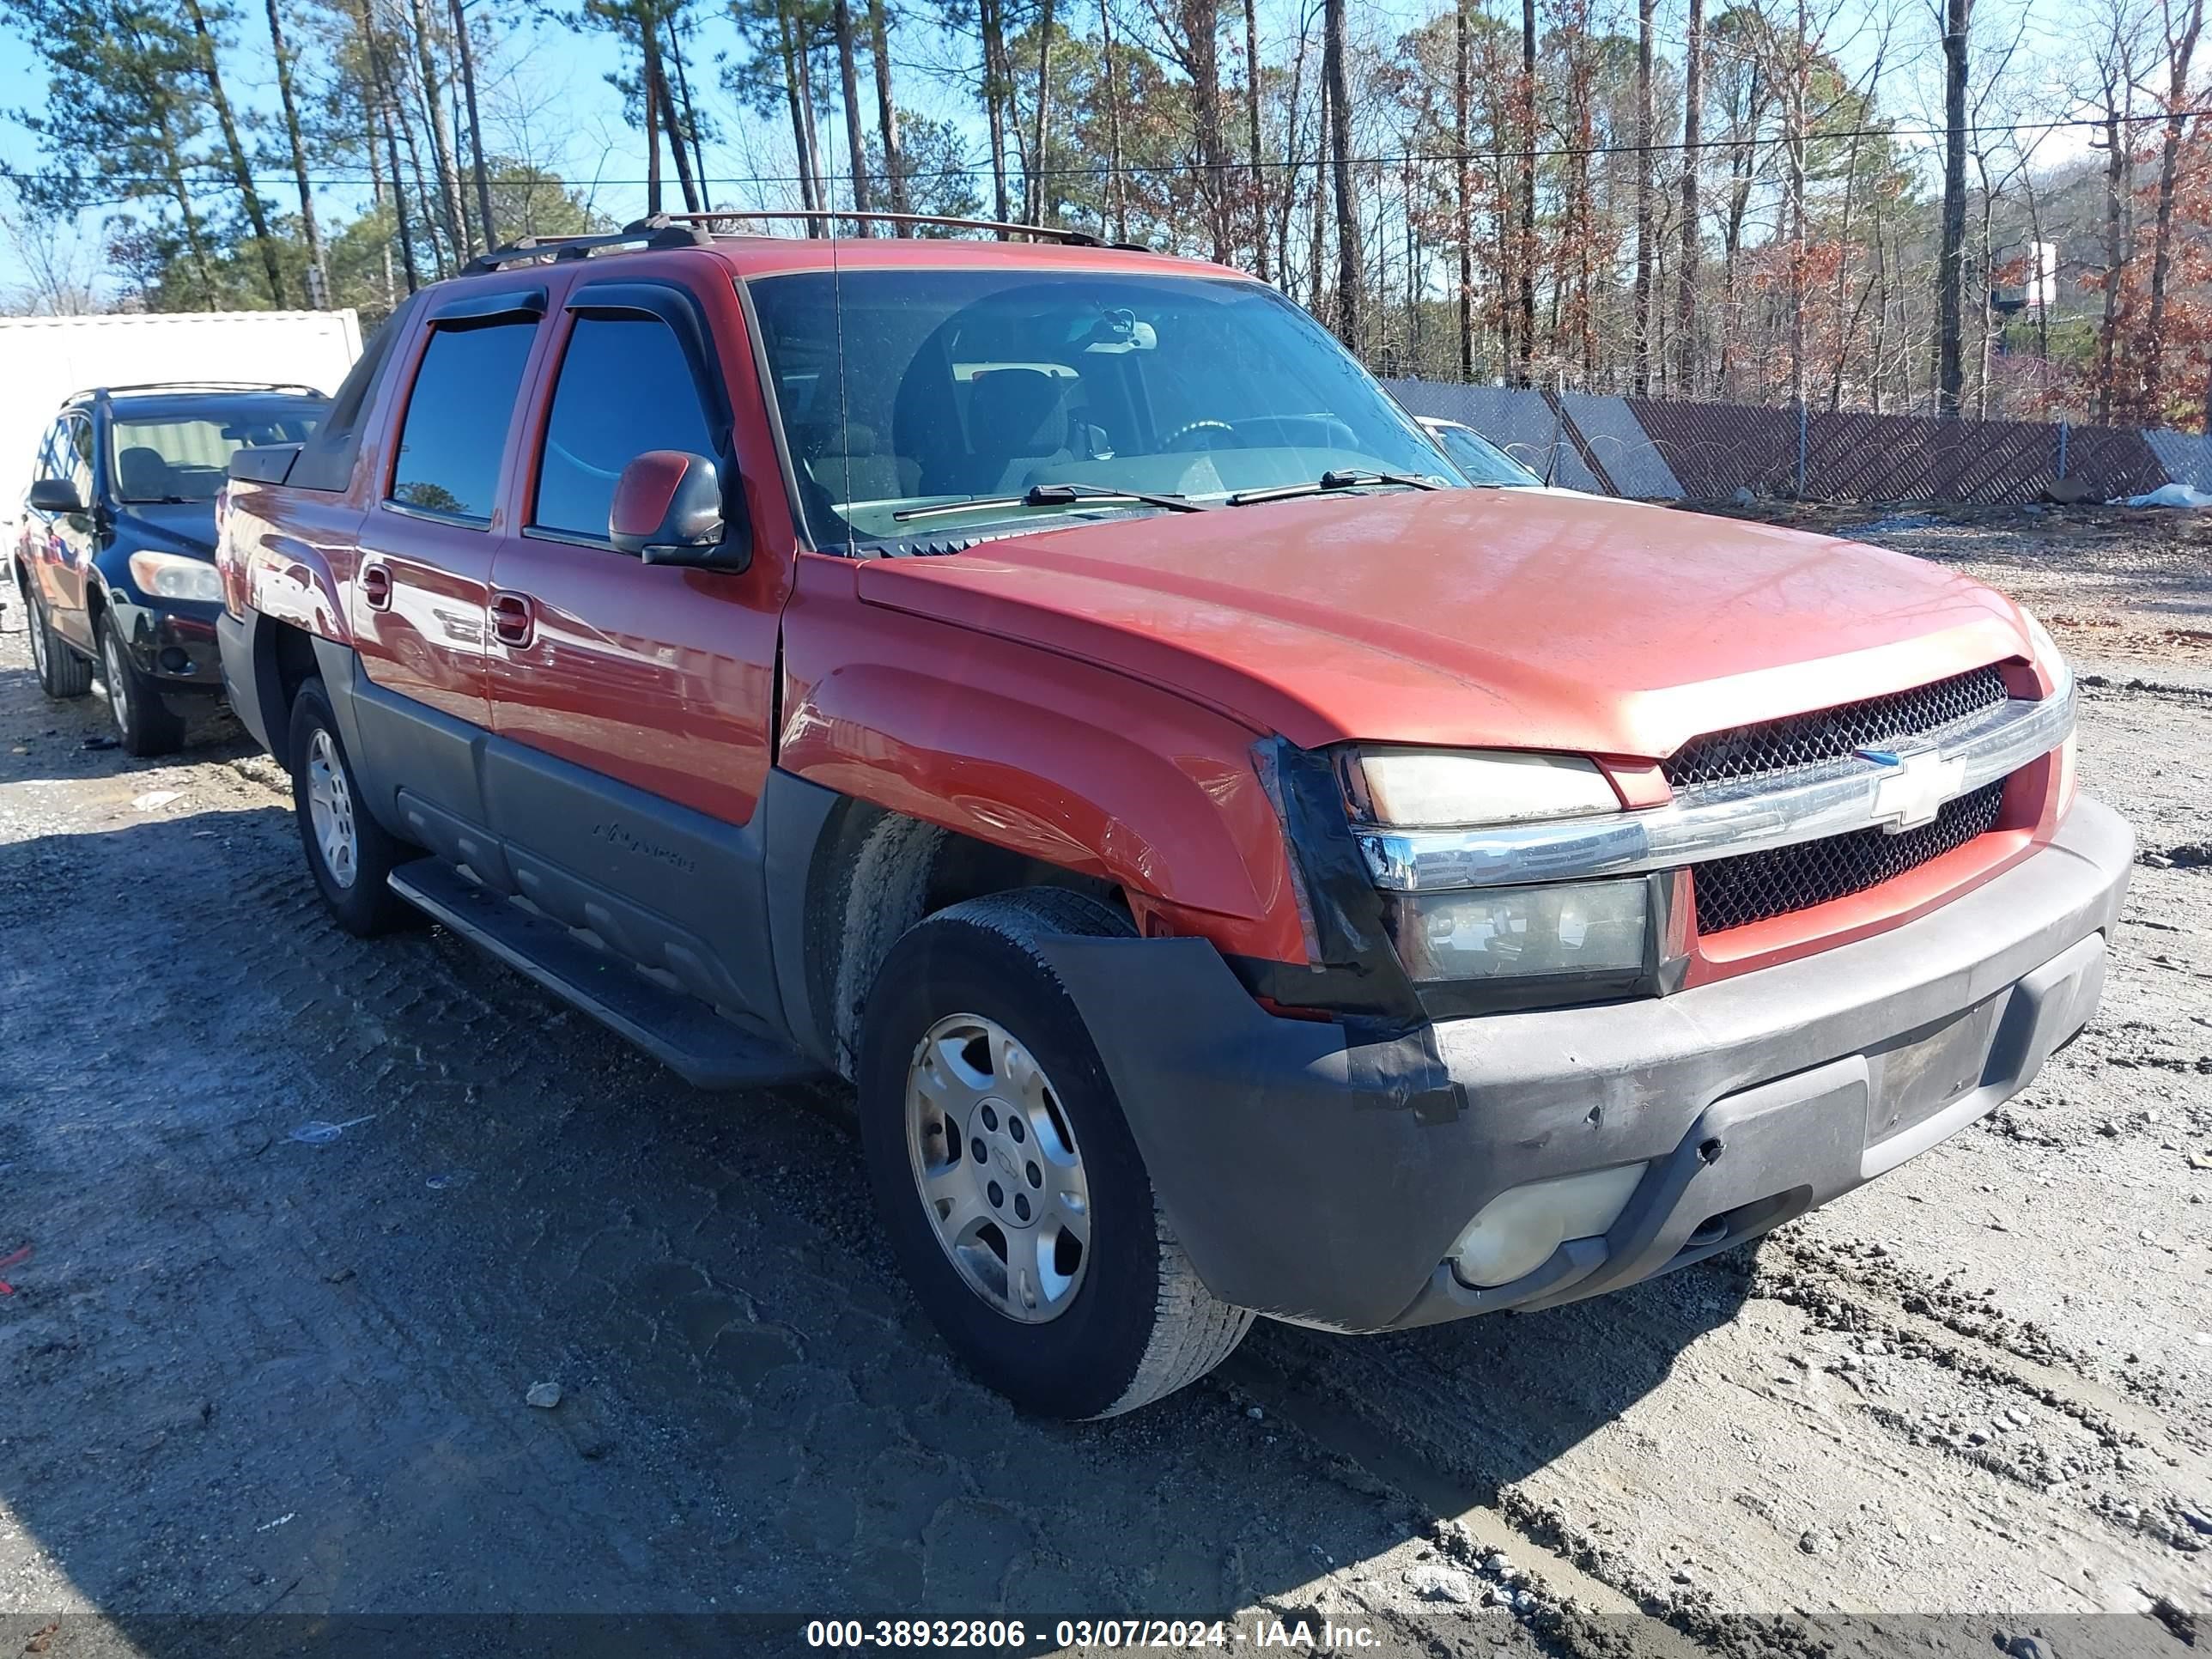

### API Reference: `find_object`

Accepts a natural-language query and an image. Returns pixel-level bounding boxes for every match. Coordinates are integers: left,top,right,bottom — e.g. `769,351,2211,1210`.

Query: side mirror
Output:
28,477,83,515
609,449,750,571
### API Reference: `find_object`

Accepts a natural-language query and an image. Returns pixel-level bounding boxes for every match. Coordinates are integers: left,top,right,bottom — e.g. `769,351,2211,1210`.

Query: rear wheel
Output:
288,679,417,937
26,586,93,699
858,888,1252,1419
100,619,185,757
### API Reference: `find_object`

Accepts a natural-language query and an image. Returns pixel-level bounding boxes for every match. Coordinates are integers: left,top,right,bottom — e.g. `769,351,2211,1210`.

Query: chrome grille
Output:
1692,781,2007,934
1663,665,2012,792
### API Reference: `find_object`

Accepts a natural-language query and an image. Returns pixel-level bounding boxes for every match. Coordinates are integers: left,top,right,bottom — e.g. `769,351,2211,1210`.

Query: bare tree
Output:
1934,0,1971,416
981,0,1013,225
832,0,875,221
1454,0,1473,377
1100,0,1128,240
0,202,99,314
180,0,284,304
1243,0,1267,276
1029,0,1054,222
448,0,497,246
356,0,422,290
2140,0,2203,416
1674,0,1704,393
1324,0,1358,341
2087,0,2142,421
1632,0,1655,392
264,0,328,296
866,0,908,223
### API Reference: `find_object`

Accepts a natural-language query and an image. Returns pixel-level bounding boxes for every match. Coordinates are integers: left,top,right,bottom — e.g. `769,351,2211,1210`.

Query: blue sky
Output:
0,0,2099,302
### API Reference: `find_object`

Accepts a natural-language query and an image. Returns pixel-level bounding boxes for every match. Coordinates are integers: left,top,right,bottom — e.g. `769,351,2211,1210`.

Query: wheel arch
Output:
769,777,1130,1081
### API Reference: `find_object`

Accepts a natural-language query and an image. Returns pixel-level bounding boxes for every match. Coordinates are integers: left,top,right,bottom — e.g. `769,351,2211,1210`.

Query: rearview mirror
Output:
28,477,83,515
609,450,750,572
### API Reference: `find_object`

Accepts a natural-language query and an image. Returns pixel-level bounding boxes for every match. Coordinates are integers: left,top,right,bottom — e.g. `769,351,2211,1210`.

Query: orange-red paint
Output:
219,236,2069,983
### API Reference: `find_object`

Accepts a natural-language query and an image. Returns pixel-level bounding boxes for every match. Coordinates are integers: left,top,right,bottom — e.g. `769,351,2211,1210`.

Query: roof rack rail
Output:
465,214,712,274
66,380,328,405
661,209,1151,251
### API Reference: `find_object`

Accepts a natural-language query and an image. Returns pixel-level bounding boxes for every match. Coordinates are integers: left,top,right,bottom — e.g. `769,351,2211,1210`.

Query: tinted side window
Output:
66,417,94,499
532,315,714,542
389,319,537,522
33,418,64,483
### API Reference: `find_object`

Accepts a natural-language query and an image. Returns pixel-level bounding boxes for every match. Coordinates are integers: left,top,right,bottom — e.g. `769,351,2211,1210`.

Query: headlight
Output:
1349,747,1617,829
128,550,224,603
1385,878,1650,982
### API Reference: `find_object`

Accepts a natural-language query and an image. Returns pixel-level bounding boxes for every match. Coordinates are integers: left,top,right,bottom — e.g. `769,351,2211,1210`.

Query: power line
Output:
17,105,2208,195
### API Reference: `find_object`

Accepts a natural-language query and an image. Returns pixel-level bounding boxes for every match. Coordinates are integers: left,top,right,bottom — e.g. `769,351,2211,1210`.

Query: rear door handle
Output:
489,590,535,648
360,562,392,611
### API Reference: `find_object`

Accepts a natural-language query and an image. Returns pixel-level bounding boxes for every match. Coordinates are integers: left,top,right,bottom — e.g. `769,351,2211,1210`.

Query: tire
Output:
287,678,417,937
26,585,93,699
857,888,1253,1419
99,618,185,757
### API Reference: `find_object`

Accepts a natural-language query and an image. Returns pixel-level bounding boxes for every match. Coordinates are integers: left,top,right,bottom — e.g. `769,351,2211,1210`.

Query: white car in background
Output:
1415,416,1550,488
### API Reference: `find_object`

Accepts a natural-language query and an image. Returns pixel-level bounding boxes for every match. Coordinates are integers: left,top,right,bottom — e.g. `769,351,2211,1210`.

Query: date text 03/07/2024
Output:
803,1618,1389,1650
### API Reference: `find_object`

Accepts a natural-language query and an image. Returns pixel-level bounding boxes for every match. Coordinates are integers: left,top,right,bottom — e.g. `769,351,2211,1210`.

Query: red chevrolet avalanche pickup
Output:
216,216,2130,1419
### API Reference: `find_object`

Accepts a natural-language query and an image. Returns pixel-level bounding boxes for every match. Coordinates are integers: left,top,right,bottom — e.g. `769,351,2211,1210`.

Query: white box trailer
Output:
0,308,362,540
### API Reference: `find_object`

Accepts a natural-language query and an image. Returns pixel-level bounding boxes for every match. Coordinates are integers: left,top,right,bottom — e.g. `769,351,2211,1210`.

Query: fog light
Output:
1449,1163,1650,1288
158,647,191,673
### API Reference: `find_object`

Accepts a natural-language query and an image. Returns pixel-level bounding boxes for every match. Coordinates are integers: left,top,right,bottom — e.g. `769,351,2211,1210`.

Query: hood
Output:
854,488,2038,762
115,501,218,559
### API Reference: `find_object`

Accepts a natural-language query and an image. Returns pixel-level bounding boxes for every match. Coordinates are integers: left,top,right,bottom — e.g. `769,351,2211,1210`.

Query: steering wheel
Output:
1162,419,1237,453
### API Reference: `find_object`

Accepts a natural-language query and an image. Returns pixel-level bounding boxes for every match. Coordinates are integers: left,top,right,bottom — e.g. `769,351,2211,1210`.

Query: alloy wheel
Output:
101,629,132,741
304,727,360,890
905,1012,1091,1323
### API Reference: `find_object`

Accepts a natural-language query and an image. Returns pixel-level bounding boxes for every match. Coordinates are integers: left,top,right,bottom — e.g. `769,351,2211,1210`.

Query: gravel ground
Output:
1,507,2208,1658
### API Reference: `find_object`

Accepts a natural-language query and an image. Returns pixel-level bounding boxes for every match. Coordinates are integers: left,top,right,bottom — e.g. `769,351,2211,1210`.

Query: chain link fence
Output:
1386,380,2182,506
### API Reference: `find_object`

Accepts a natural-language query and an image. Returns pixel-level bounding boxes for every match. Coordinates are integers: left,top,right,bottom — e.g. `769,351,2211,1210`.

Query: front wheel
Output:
100,620,185,756
287,679,418,937
858,888,1252,1419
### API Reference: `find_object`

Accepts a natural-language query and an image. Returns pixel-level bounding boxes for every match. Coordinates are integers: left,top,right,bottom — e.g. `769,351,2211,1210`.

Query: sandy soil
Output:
1,507,2207,1658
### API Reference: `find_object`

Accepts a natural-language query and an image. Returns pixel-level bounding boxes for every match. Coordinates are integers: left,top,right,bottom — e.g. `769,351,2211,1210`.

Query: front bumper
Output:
113,594,224,691
1040,795,2133,1334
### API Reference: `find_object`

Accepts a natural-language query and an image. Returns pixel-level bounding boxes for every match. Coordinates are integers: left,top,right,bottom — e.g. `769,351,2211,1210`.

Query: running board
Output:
387,860,823,1091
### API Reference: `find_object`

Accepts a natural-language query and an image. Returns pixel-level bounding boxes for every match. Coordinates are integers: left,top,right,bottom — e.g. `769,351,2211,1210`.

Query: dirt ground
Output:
1,505,2208,1659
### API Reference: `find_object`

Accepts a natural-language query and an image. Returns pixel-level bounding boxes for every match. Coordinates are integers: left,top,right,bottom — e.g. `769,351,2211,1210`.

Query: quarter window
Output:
65,417,94,501
33,418,64,485
390,320,537,522
532,314,715,544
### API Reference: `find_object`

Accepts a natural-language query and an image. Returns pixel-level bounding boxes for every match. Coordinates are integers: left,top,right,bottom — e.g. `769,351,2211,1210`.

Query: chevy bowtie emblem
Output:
1858,746,1967,833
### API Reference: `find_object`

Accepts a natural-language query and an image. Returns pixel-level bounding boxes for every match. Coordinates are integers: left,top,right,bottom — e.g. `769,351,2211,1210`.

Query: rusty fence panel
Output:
1622,400,1797,499
2060,423,2171,501
1392,383,2189,505
1625,399,2172,503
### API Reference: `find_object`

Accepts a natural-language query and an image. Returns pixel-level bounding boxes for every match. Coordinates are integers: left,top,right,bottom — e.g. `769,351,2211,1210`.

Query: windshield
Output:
1424,422,1540,487
746,269,1465,546
112,405,324,503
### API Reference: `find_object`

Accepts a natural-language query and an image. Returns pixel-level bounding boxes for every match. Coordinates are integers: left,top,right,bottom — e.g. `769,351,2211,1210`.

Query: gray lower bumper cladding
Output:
1039,798,2133,1334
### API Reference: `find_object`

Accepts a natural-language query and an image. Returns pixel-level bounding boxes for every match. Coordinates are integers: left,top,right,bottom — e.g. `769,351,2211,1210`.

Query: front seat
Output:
805,422,919,503
117,446,173,501
965,368,1073,494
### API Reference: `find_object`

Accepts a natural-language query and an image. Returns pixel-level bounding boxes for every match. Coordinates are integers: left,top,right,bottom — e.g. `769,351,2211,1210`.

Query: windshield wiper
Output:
1226,469,1446,507
891,481,1212,524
